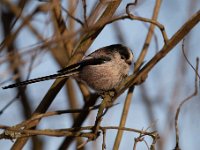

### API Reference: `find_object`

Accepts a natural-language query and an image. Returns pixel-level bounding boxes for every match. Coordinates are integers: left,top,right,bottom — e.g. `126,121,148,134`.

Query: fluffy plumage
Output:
2,44,133,91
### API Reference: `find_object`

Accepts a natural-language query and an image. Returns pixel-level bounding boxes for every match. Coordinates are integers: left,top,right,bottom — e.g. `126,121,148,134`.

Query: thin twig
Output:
82,0,88,27
92,93,112,137
113,1,162,148
12,0,123,148
0,49,37,114
114,10,200,98
126,1,168,43
174,41,199,150
0,125,157,140
0,13,168,64
61,5,84,26
182,39,200,80
102,128,106,150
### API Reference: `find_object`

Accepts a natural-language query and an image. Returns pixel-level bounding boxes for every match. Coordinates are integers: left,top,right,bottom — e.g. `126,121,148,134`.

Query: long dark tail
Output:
2,72,77,89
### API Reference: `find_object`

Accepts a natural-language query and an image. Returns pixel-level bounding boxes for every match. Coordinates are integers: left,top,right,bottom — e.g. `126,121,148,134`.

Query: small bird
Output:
2,44,134,92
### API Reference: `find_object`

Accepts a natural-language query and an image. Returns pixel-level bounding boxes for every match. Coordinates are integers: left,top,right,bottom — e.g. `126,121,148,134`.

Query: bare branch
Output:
174,41,199,150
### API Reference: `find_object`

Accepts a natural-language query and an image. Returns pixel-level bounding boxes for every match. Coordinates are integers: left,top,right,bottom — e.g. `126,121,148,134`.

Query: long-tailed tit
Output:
2,44,134,92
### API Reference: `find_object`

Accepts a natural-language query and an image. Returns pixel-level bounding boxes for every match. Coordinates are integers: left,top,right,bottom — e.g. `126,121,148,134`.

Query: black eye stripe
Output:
118,48,130,60
89,44,132,62
105,44,131,60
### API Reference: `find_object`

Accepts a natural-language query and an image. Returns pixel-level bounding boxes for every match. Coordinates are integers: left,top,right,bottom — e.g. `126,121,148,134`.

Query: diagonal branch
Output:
114,10,200,98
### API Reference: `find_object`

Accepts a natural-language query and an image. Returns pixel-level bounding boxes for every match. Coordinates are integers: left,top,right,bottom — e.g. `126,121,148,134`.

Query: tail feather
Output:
2,72,77,89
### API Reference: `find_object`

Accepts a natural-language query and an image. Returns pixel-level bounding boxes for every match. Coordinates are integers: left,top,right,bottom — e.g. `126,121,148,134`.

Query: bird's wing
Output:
57,56,111,73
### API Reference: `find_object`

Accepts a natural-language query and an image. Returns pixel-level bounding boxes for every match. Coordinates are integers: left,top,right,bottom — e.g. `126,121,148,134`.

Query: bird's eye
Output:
121,55,126,60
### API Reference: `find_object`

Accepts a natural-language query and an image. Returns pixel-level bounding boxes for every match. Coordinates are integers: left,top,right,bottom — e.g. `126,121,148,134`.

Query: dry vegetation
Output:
0,0,200,150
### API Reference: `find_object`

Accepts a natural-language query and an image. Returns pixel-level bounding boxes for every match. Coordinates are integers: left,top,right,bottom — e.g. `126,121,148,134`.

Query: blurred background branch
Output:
0,0,200,150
